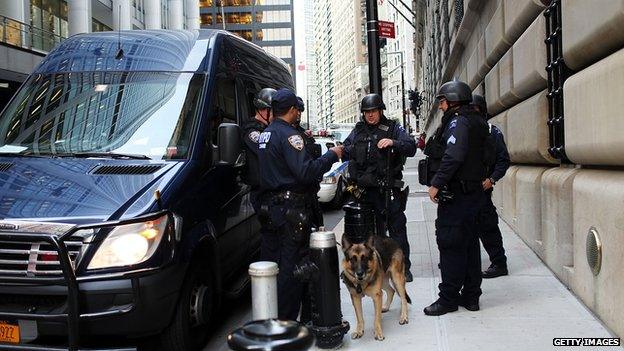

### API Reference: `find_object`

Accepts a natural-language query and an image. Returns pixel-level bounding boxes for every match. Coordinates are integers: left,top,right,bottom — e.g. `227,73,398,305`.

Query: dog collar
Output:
356,284,362,294
341,272,364,294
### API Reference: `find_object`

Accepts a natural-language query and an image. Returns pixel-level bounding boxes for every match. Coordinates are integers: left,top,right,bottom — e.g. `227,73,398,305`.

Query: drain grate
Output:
586,227,602,276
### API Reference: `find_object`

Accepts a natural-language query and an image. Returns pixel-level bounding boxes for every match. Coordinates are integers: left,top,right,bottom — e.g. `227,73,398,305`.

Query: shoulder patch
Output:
248,131,261,143
258,132,271,143
378,124,390,131
447,135,457,144
288,135,305,151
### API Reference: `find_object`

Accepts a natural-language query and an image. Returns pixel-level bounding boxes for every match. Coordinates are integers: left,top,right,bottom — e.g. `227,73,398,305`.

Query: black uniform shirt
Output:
430,112,471,188
258,118,338,192
489,124,510,183
242,118,267,188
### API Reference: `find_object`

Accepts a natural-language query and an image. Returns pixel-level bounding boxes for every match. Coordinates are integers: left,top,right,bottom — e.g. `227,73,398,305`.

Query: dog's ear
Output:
341,235,352,251
365,235,375,249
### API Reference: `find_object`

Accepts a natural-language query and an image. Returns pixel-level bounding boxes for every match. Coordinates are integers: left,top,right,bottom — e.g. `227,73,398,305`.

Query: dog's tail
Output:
406,292,412,305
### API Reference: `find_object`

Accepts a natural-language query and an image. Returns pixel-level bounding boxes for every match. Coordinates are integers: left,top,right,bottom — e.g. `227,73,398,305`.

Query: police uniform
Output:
258,90,338,321
242,118,279,263
427,105,489,312
478,122,510,276
343,111,416,276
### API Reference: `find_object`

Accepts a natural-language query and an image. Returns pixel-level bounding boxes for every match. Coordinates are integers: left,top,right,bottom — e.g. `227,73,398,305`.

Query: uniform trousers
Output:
477,190,507,268
435,187,486,306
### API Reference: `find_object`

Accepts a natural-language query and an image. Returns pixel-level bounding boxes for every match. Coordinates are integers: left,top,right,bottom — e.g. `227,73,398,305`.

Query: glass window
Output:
260,28,291,41
262,45,292,59
92,19,112,32
30,0,68,51
209,79,237,146
0,72,205,160
256,10,291,23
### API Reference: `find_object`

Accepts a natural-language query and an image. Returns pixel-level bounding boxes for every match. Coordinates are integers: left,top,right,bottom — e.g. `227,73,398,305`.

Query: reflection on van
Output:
0,29,294,351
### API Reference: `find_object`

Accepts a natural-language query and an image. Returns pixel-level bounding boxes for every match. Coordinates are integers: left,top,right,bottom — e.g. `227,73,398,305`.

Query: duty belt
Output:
267,190,310,205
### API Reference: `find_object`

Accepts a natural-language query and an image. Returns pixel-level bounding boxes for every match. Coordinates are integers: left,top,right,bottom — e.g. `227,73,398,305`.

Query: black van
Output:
0,29,294,350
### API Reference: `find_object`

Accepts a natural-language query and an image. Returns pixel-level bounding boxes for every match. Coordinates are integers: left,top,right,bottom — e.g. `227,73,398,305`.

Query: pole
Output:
365,0,383,96
400,59,406,129
249,261,279,320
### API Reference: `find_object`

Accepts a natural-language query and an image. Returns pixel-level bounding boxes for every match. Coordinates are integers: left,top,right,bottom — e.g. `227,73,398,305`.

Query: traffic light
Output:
408,89,422,116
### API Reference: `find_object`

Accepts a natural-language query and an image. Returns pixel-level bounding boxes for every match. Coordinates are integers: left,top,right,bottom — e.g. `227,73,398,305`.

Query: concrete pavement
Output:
206,155,621,351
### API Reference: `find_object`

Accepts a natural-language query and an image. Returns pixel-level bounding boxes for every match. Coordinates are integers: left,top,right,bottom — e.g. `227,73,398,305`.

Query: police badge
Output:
288,135,305,151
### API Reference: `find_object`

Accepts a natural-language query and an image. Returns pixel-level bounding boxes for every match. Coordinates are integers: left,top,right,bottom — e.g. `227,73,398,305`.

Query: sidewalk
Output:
327,157,620,351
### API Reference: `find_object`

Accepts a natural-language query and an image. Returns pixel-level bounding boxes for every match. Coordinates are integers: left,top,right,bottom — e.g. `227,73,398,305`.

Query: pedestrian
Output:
423,79,490,316
342,93,417,282
471,94,511,278
417,132,427,151
258,88,344,321
242,87,277,262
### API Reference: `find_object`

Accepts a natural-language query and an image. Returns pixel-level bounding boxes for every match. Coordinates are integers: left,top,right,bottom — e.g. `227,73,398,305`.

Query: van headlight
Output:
87,214,170,270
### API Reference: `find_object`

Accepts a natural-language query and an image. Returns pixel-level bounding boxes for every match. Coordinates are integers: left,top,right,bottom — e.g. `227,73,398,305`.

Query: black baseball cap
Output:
271,88,298,114
296,97,305,112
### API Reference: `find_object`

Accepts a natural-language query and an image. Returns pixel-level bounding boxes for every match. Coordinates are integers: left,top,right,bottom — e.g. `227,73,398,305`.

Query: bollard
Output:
227,319,315,351
294,229,349,349
343,200,376,243
248,261,279,321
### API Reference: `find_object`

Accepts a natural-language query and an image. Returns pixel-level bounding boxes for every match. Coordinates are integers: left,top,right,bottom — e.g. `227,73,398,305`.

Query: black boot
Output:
423,301,458,316
482,264,508,279
459,297,479,311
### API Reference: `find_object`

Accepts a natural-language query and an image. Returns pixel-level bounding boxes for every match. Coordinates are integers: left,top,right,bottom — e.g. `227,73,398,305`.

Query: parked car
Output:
0,29,293,351
326,123,355,143
316,138,348,208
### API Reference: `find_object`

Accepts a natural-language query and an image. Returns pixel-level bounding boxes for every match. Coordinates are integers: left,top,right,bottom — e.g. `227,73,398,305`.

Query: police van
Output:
0,30,293,350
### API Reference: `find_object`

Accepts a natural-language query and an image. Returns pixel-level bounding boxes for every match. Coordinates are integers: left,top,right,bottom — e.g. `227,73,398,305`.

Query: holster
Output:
285,206,310,244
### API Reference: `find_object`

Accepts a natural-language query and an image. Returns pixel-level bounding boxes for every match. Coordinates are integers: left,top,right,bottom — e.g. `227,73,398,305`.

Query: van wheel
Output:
161,262,215,351
330,178,345,209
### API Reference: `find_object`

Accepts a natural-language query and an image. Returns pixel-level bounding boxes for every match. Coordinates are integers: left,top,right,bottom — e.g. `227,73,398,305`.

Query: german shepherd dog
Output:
341,234,411,341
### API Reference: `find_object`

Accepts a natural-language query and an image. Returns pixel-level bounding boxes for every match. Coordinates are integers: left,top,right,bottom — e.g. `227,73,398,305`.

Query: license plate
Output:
0,320,20,344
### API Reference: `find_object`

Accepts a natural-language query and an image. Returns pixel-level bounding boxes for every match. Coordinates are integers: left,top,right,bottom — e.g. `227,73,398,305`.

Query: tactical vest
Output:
348,119,404,188
424,106,489,183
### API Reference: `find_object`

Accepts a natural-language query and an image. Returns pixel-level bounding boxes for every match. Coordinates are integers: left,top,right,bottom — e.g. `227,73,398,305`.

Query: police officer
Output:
258,88,343,321
424,79,489,316
472,94,511,278
242,88,277,262
343,93,417,282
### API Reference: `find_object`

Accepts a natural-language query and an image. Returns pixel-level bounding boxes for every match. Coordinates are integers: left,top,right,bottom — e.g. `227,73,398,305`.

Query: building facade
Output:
303,0,318,128
418,0,624,339
312,0,334,128
198,0,295,83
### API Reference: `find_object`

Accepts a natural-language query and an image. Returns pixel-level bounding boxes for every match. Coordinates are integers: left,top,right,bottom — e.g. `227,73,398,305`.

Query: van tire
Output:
160,261,215,351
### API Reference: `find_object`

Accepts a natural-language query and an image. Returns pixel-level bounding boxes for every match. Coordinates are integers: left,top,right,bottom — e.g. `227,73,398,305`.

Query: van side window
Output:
238,79,261,119
210,78,237,146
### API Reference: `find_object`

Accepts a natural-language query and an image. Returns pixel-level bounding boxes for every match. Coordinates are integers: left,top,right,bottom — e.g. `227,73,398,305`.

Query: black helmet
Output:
436,79,472,103
360,93,386,112
253,88,277,110
471,94,488,116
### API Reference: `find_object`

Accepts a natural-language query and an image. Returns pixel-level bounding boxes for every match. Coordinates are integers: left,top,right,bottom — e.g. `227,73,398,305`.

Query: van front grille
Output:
0,239,85,277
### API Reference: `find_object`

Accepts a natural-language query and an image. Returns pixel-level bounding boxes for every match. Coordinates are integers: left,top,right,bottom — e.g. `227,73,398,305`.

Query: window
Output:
257,10,291,23
260,28,291,41
92,19,112,32
209,79,237,146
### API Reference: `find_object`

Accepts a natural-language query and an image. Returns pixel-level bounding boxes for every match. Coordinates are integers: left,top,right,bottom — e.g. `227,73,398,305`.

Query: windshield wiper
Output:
61,152,151,160
0,152,47,158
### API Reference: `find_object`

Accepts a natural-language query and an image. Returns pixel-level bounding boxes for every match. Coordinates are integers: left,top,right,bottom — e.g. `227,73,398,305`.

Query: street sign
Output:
378,20,395,39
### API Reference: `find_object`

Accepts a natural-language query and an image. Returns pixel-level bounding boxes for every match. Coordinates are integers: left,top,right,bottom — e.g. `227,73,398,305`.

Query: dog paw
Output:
382,306,390,313
399,317,409,325
351,331,364,339
374,333,385,341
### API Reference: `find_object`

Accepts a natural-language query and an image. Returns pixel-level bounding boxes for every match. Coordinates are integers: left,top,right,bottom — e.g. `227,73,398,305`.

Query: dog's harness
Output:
340,249,384,295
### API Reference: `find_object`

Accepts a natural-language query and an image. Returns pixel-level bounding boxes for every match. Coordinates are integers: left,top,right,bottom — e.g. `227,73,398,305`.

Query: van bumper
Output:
0,264,187,341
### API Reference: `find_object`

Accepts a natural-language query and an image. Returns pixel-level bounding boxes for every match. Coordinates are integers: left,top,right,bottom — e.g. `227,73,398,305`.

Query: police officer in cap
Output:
258,88,343,320
472,94,510,278
242,88,277,262
424,79,489,316
343,93,417,281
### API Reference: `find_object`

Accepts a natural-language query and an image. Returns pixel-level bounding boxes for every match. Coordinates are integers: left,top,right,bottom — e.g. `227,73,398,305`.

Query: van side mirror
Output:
213,123,244,167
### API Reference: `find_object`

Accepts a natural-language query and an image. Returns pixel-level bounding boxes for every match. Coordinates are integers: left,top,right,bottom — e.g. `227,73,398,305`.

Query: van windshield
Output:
0,71,204,160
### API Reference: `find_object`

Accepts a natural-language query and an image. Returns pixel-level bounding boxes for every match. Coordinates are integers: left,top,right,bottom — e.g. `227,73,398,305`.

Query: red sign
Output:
378,20,395,39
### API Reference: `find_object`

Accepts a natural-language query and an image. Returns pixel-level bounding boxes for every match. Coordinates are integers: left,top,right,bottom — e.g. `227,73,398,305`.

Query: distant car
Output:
327,123,355,144
316,137,348,208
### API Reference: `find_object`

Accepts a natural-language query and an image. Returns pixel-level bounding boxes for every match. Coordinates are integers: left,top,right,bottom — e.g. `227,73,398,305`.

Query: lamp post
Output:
387,51,406,129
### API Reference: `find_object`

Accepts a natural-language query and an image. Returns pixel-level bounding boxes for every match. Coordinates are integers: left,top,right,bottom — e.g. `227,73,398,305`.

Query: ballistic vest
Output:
348,119,404,188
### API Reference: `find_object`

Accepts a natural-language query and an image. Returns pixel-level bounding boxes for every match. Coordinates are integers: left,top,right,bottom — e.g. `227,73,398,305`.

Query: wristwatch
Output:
489,178,496,185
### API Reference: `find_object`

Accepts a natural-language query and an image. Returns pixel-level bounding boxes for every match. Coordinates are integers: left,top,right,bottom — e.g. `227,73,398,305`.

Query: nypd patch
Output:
449,119,458,130
447,135,457,145
248,131,260,143
378,124,390,131
288,135,305,151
